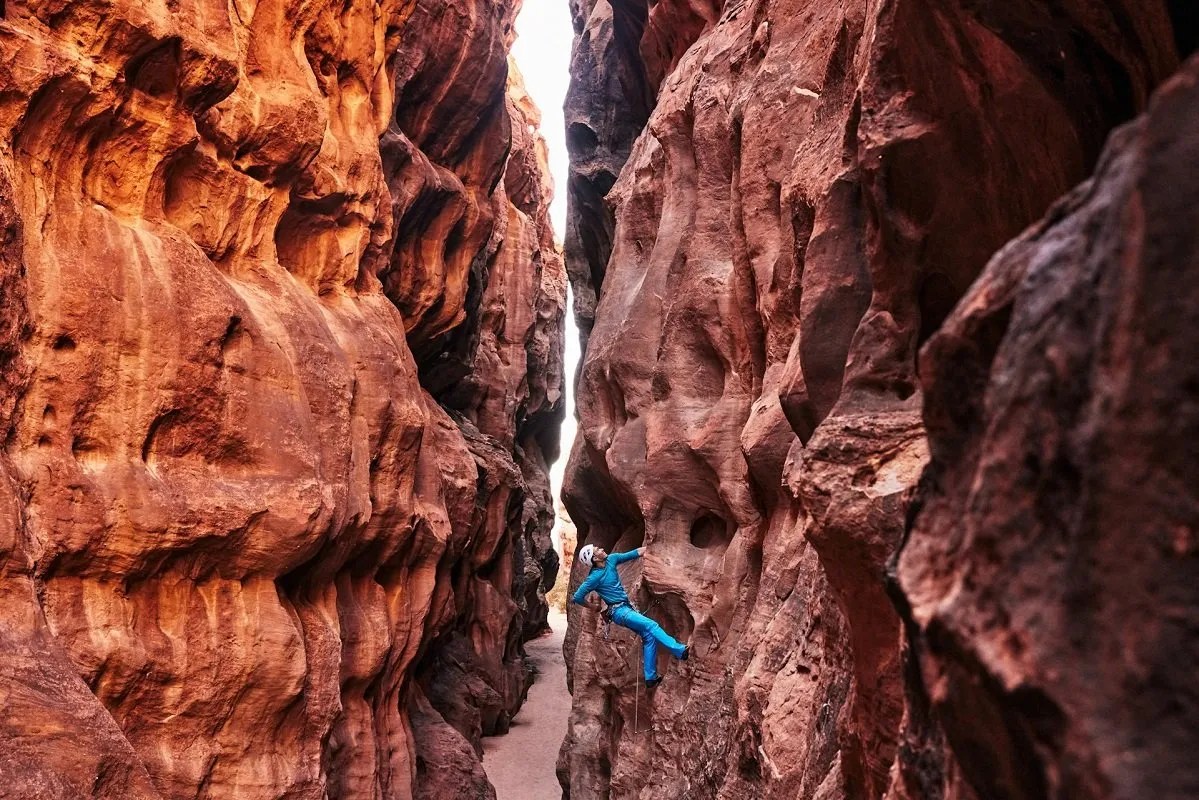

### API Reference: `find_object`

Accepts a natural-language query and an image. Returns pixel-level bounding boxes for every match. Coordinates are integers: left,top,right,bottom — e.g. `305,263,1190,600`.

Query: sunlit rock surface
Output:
0,1,563,798
561,0,1193,797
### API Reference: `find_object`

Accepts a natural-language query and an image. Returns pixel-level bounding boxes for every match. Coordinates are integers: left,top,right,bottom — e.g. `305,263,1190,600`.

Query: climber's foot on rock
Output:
645,676,663,689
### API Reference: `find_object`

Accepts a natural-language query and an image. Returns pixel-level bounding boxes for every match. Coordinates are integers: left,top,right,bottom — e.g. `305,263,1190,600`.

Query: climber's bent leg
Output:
612,606,686,680
645,618,686,658
612,606,661,680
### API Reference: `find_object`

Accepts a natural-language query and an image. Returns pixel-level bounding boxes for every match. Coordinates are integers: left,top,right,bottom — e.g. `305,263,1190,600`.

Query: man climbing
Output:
572,544,688,688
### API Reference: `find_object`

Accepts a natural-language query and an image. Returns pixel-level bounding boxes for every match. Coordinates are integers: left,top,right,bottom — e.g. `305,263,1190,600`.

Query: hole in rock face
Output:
637,587,695,658
593,169,617,198
52,334,75,351
125,37,182,99
567,121,599,153
689,512,729,551
893,379,916,401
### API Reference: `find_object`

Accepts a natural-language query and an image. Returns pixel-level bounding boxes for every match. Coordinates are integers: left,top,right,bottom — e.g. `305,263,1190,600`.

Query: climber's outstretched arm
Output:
608,547,645,565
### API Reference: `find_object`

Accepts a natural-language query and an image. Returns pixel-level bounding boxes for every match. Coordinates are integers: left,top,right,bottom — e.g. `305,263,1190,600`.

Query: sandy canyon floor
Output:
484,610,571,799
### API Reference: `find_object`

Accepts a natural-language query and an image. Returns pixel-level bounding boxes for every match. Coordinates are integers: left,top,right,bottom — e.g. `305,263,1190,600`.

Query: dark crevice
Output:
124,37,182,99
1168,0,1199,59
141,410,181,464
688,512,728,550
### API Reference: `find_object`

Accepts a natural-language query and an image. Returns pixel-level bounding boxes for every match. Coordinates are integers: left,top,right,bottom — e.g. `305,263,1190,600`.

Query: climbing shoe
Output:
680,646,690,661
645,676,663,689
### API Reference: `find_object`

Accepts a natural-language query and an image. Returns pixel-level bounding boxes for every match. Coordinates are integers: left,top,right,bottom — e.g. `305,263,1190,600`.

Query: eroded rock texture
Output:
898,57,1199,800
561,1,1193,798
0,2,563,799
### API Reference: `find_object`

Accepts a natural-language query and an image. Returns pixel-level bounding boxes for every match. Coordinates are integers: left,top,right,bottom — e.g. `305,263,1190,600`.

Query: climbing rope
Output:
627,593,660,735
634,643,641,734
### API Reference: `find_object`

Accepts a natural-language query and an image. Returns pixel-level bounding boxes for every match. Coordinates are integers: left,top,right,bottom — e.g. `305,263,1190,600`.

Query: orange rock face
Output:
561,1,1193,798
0,2,563,799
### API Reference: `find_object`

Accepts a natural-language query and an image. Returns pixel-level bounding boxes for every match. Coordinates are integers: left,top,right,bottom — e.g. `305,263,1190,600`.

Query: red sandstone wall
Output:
898,57,1199,800
561,1,1194,798
0,2,563,798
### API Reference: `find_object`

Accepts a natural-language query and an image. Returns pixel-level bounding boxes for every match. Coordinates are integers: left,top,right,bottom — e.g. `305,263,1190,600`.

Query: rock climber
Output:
571,543,688,688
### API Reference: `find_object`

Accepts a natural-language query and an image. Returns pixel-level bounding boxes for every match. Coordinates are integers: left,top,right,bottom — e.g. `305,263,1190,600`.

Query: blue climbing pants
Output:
611,604,686,681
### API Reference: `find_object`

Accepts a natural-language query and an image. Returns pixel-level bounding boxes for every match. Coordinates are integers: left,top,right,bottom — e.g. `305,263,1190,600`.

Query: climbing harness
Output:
600,598,634,640
599,599,619,640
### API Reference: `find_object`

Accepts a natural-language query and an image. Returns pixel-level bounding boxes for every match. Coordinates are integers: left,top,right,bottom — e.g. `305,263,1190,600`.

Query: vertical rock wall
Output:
0,2,563,799
898,57,1199,800
562,1,1193,798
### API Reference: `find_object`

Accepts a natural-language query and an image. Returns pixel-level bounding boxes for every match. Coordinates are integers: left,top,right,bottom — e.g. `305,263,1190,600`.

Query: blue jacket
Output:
571,549,641,606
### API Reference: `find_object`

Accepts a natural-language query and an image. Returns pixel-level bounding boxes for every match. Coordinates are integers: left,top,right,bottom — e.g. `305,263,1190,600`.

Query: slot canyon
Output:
0,2,1195,800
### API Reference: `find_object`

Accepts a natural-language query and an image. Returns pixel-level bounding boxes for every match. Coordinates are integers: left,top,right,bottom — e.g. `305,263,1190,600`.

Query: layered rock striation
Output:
0,1,563,799
561,1,1195,798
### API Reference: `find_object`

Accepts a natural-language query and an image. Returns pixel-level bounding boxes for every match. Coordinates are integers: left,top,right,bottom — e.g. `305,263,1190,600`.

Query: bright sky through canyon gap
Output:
512,0,579,509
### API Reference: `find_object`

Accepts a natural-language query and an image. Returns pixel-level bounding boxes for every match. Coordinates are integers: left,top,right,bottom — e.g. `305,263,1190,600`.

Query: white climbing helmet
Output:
577,543,596,567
